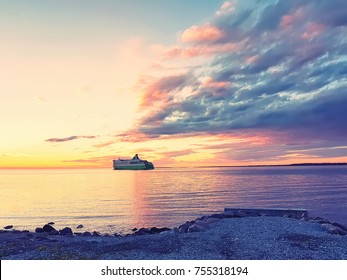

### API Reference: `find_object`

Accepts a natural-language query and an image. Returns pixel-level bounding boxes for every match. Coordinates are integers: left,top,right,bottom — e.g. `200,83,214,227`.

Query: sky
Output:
1,0,347,168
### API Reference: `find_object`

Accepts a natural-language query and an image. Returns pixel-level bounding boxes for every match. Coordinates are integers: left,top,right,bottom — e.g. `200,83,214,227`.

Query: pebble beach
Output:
1,212,347,260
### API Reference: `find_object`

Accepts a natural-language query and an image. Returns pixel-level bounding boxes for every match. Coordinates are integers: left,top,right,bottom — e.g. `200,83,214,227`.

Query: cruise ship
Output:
113,154,154,170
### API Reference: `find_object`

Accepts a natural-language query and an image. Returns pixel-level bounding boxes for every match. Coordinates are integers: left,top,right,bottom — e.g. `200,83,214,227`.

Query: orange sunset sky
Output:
1,0,347,168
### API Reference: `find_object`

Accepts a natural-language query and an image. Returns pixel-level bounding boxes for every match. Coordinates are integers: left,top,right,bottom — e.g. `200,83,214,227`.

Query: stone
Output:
59,227,73,236
237,210,247,217
134,228,150,235
311,217,331,224
47,222,55,225
205,218,221,224
35,227,44,233
223,212,236,218
76,224,83,229
335,227,347,236
209,213,224,219
131,228,138,232
332,222,347,232
321,223,339,234
4,225,13,230
187,223,206,233
43,224,56,233
49,229,59,235
178,222,193,233
149,227,171,234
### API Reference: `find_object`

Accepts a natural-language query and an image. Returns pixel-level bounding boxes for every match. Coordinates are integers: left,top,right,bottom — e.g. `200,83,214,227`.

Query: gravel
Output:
1,216,347,260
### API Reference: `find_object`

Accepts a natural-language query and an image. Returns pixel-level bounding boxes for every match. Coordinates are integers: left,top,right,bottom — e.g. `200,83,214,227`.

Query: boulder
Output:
134,228,150,235
237,210,247,217
4,225,13,230
209,213,224,219
76,224,83,229
59,227,73,236
311,217,331,224
47,222,55,225
187,223,206,233
321,223,339,235
35,227,44,233
178,221,194,233
332,222,347,232
223,212,236,218
149,227,171,234
205,218,221,224
49,229,59,235
43,224,56,233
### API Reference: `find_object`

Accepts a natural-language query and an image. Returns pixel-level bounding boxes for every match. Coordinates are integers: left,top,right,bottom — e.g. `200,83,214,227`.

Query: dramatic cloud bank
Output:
136,0,347,145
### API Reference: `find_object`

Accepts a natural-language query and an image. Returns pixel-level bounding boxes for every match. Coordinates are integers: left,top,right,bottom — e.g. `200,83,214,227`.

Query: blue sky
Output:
1,0,347,167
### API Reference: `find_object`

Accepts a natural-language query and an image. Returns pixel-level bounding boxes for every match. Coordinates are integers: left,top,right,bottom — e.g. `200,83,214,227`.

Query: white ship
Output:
113,154,154,170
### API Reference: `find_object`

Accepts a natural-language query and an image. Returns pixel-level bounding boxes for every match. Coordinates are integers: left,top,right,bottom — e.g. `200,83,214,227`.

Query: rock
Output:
131,227,138,232
187,223,206,233
311,217,331,224
149,227,171,234
223,212,236,218
332,222,347,232
335,227,347,236
237,210,247,217
76,224,83,229
47,222,55,225
49,229,59,235
321,223,339,235
59,227,73,236
35,227,44,233
134,228,150,235
205,218,220,224
4,225,13,230
178,221,194,233
301,213,308,218
43,224,56,233
81,232,92,237
209,213,224,219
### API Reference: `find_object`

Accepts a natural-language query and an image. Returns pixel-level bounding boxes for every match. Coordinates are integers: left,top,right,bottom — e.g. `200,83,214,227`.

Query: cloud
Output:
45,135,97,143
180,24,225,44
130,0,347,151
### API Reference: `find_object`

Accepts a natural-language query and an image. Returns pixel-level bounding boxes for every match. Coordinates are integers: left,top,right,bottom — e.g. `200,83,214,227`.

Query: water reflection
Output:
0,166,346,233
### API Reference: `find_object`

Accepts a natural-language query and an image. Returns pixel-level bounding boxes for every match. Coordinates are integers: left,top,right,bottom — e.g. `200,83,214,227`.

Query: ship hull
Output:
113,164,154,170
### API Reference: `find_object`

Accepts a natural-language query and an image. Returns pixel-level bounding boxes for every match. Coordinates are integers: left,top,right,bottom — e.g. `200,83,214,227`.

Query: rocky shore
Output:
1,211,347,260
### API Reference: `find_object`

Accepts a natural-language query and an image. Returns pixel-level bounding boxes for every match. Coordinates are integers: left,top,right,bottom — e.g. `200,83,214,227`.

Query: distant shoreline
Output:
1,162,347,170
157,162,347,169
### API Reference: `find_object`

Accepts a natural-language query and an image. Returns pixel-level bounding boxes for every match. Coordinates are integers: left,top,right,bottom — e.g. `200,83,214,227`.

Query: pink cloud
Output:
280,8,305,30
301,22,326,40
181,23,225,44
202,77,230,89
244,55,258,64
163,41,243,59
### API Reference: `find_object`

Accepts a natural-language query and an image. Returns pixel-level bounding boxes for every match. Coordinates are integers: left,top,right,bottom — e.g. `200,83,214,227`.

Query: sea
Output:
0,166,346,234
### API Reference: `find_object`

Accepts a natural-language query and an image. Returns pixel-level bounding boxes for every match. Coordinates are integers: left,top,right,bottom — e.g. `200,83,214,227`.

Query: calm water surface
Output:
0,166,346,233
